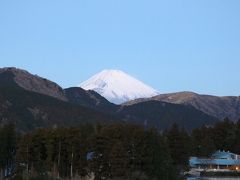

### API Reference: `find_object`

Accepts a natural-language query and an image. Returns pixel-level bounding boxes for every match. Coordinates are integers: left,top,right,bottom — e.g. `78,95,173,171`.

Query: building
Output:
189,150,240,170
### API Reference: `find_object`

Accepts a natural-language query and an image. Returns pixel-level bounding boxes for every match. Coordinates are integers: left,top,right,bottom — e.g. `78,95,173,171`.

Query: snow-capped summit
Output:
79,69,159,104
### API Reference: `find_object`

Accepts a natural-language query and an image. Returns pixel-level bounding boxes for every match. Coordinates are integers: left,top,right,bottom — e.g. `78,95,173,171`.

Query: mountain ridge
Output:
0,67,67,101
124,91,240,121
64,87,118,113
0,67,230,131
118,100,218,130
0,86,118,132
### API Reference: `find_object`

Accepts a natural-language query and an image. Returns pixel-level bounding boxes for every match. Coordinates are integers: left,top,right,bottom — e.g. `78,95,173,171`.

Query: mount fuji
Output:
79,70,160,104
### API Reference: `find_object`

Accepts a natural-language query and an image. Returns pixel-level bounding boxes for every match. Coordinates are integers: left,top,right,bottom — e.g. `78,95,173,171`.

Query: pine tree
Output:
191,126,216,157
213,118,236,151
0,123,16,177
165,124,190,166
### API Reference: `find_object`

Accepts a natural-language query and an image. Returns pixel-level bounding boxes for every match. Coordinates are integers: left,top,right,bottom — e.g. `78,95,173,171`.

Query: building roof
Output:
211,150,236,159
189,150,240,167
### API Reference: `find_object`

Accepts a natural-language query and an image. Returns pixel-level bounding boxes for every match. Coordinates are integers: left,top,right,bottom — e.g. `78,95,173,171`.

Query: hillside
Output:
0,67,222,131
0,86,118,132
64,87,118,113
0,67,67,101
124,92,240,121
118,100,218,130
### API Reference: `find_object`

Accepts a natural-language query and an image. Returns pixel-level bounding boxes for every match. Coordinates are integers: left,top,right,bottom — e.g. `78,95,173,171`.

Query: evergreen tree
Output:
0,123,16,177
213,118,236,151
191,126,216,157
165,124,190,166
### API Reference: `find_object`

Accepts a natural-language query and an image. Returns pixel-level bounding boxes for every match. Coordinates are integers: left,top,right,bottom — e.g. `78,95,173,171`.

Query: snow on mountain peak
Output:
79,69,160,104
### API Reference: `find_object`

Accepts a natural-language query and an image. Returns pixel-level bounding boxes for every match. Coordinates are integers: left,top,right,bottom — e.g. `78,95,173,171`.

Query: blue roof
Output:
190,158,240,166
211,150,235,159
189,151,240,167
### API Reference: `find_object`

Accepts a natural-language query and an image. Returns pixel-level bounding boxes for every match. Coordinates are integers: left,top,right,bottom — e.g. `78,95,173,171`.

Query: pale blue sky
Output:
0,0,240,96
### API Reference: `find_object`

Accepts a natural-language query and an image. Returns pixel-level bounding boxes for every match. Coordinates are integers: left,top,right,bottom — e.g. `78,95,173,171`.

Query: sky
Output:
0,0,240,96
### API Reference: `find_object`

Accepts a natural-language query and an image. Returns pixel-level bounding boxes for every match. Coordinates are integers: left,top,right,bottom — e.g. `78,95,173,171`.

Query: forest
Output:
0,118,239,180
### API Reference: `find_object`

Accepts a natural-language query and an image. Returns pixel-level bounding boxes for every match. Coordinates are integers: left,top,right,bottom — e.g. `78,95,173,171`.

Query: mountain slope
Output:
0,86,118,132
0,67,223,131
118,100,218,130
0,84,217,131
64,88,219,130
64,87,118,112
125,91,240,121
80,70,159,104
0,67,67,101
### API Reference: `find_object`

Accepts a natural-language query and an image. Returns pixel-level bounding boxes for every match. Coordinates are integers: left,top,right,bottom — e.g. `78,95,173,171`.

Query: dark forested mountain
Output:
0,86,118,132
0,67,67,101
125,92,240,121
64,88,218,130
64,87,118,113
118,100,218,130
0,67,222,131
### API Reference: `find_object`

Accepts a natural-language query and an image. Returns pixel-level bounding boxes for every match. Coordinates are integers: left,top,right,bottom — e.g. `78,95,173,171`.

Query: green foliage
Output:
164,120,240,172
212,118,236,151
191,125,216,157
5,119,240,179
165,124,191,167
0,123,17,177
15,124,176,180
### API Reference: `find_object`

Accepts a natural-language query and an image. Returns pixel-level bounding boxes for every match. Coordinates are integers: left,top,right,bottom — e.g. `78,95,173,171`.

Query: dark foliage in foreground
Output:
1,118,240,179
1,124,176,180
164,118,240,169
